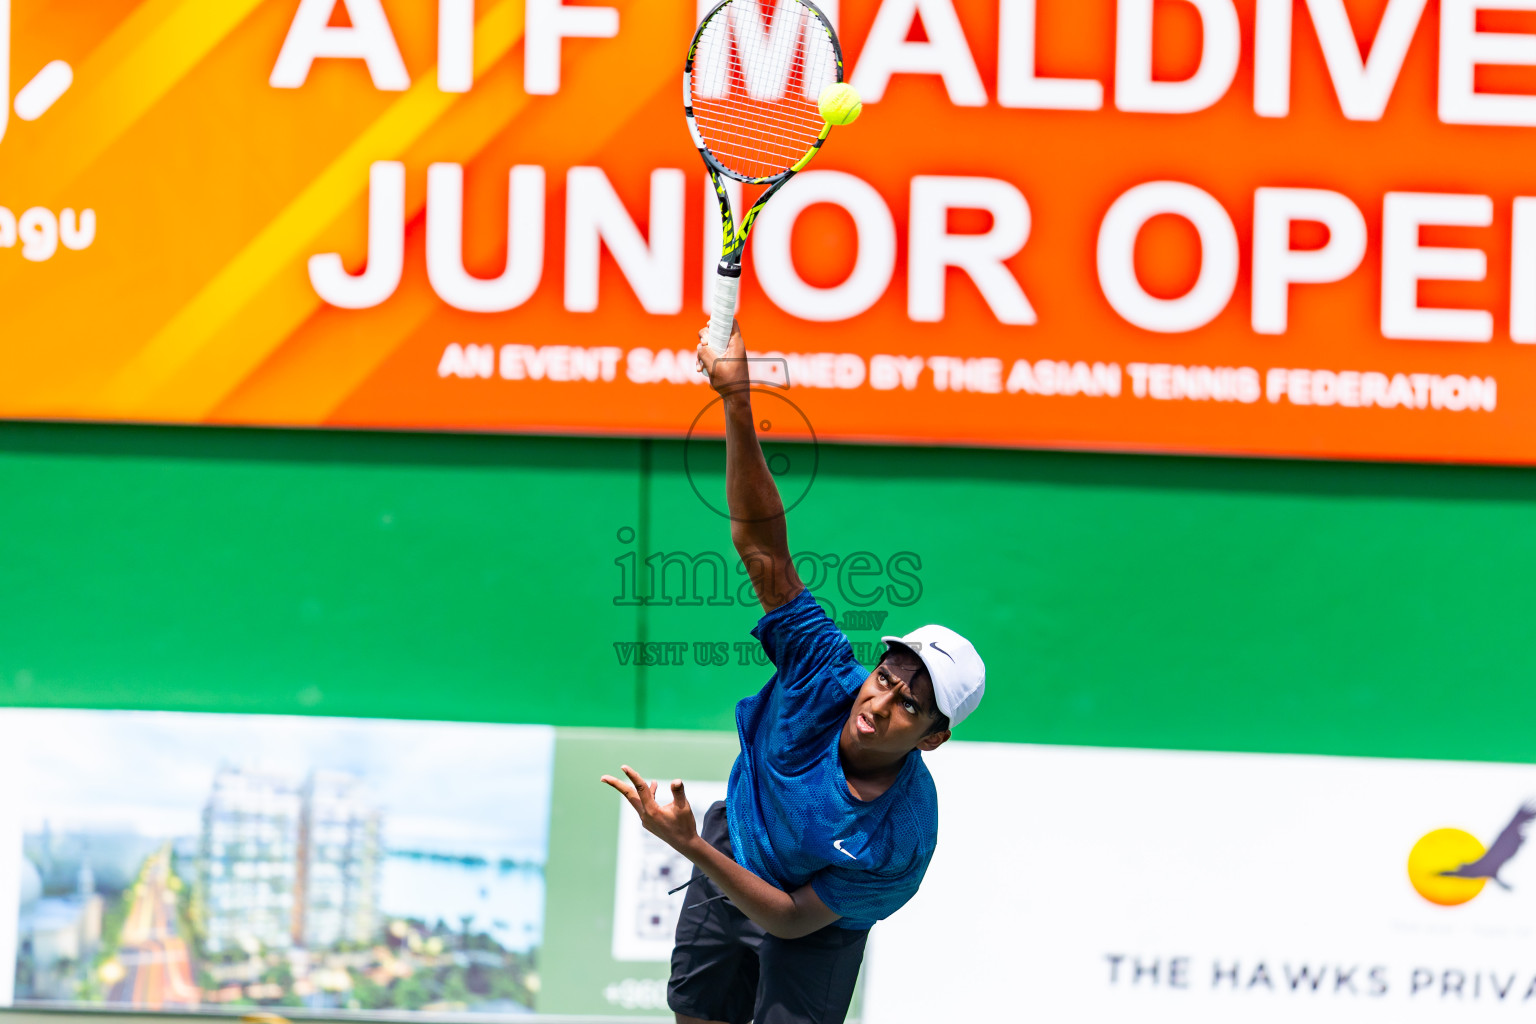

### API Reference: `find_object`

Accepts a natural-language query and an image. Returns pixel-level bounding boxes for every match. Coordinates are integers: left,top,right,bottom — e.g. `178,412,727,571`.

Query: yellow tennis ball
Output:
818,83,862,126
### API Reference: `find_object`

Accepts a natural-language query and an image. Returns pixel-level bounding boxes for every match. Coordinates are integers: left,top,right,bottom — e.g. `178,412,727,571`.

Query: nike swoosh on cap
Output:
930,642,955,662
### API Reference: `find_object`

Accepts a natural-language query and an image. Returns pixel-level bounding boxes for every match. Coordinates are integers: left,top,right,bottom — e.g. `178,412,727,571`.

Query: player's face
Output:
844,650,949,757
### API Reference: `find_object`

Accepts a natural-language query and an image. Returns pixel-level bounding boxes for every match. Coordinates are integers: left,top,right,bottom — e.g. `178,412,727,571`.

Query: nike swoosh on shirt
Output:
833,839,857,860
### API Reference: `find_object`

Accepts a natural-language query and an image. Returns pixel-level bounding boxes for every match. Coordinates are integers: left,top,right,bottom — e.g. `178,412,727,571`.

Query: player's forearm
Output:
704,325,801,610
723,391,789,550
725,395,801,607
680,834,825,940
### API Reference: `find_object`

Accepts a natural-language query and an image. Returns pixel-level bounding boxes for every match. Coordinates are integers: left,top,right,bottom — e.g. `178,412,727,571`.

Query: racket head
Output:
684,0,843,186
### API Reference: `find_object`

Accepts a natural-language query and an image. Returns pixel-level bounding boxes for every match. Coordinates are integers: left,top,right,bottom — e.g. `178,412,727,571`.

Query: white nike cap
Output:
880,625,986,728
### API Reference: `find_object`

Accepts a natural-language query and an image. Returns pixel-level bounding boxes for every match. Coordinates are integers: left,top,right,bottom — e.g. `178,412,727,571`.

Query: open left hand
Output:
600,765,700,852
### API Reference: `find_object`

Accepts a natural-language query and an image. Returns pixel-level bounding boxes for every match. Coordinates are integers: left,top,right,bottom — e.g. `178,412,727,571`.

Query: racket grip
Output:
707,270,741,355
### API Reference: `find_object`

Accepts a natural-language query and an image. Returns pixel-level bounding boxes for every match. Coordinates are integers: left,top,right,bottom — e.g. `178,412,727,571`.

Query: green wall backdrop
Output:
1,420,1534,763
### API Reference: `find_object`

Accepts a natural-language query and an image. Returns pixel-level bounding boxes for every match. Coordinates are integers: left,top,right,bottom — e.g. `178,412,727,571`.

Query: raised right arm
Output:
697,319,804,612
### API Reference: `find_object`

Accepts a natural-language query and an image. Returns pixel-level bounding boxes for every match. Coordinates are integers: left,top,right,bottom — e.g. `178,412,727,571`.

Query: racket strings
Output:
691,0,831,180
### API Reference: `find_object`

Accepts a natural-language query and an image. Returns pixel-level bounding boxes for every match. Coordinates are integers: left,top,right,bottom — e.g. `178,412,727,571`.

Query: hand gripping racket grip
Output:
707,268,741,355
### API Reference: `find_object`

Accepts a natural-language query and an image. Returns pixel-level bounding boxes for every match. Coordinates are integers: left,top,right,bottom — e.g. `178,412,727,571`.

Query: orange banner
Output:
3,0,1536,461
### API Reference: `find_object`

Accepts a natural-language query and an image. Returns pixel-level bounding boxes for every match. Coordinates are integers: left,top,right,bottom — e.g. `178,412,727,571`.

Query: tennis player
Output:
601,320,986,1024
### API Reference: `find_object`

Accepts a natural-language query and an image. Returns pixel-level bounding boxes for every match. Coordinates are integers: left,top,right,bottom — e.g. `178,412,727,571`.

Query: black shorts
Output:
668,801,868,1024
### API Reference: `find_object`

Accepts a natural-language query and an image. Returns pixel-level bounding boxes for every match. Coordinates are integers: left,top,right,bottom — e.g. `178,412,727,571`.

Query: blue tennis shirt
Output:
725,588,939,930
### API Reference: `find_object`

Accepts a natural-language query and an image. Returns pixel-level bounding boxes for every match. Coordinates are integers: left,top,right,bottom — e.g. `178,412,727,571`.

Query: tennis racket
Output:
685,0,846,354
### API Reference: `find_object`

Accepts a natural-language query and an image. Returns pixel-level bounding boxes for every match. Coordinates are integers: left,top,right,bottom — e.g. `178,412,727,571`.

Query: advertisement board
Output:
3,0,1536,460
1,711,553,1015
5,709,1531,1021
869,742,1536,1022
